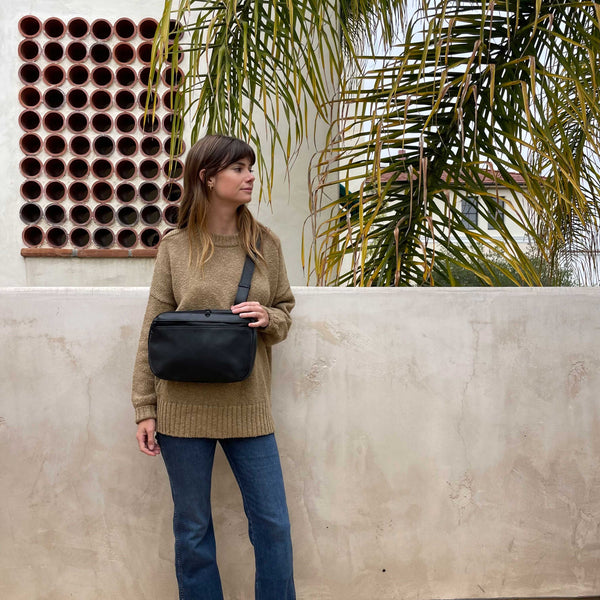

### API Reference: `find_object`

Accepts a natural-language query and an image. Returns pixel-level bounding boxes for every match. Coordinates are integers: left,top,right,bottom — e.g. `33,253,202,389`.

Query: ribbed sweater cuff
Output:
157,401,275,438
135,404,157,423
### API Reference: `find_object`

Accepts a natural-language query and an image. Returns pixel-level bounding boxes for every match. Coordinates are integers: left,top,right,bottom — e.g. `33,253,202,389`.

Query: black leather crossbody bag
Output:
147,252,258,383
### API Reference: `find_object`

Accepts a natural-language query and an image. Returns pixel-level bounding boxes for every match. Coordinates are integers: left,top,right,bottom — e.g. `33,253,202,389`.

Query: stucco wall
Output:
1,287,599,599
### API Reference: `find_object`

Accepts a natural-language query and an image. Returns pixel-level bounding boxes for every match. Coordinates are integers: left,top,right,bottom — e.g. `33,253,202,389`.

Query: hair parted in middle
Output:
177,134,265,267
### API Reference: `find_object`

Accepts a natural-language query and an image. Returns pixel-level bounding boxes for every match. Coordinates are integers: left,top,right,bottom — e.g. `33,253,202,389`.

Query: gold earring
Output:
208,181,214,190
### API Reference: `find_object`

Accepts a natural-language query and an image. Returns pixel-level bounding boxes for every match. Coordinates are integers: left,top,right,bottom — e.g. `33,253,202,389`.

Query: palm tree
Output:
151,0,600,286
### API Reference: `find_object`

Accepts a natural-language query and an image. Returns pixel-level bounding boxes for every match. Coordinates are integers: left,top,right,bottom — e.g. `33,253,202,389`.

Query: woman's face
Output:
206,158,255,208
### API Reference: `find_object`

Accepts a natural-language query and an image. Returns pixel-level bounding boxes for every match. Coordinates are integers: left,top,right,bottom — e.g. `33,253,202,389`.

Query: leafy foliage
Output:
309,1,600,286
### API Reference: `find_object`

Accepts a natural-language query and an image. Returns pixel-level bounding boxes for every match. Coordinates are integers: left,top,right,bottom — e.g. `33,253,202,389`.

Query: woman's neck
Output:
206,204,238,235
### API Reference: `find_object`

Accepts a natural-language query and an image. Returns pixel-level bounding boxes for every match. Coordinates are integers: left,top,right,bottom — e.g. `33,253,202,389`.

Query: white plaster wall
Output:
1,287,599,599
3,1,320,287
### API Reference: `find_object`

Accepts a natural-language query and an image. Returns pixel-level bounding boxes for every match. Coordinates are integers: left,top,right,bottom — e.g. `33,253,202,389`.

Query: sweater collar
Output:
211,232,241,247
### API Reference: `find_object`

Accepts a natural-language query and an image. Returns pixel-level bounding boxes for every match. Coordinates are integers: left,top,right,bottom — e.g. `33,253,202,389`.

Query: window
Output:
487,198,505,230
461,197,478,230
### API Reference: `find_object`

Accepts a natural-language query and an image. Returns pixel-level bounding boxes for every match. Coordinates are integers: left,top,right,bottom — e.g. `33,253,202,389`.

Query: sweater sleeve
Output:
131,241,177,423
261,236,295,346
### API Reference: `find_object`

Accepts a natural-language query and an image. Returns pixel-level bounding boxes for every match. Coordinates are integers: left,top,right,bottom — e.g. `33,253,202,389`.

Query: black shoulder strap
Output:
233,236,261,305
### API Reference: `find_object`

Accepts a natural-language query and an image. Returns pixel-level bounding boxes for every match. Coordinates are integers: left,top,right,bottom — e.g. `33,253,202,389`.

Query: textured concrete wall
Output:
1,287,600,599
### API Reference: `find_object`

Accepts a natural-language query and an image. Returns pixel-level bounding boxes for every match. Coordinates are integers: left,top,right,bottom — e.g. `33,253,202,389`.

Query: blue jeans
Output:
157,433,296,600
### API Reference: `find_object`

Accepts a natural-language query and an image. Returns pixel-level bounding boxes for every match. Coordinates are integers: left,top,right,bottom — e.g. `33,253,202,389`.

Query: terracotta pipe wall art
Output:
91,19,113,41
46,226,68,248
140,182,159,203
45,203,66,224
43,111,65,132
92,181,114,202
23,225,44,247
117,228,138,248
70,227,91,248
116,182,136,203
115,18,136,41
19,110,41,131
140,227,161,247
91,113,112,133
66,87,89,110
46,181,67,201
70,204,92,226
18,16,42,38
67,18,89,39
43,18,66,39
44,158,66,178
66,41,88,62
67,112,89,133
20,202,43,224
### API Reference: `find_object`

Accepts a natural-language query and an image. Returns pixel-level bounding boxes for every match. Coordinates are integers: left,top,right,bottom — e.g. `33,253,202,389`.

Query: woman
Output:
131,134,296,600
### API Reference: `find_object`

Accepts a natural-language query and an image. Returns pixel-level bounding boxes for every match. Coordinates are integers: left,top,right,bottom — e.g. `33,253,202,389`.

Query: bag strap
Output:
233,236,261,305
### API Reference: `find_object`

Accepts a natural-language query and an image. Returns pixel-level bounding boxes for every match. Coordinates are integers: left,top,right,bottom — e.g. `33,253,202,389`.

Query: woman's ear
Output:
198,169,206,183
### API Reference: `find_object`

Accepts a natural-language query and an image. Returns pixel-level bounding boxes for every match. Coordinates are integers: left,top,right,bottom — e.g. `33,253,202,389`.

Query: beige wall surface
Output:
1,287,600,599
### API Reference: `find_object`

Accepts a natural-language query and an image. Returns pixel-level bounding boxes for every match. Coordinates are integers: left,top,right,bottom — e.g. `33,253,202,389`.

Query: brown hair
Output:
177,134,264,267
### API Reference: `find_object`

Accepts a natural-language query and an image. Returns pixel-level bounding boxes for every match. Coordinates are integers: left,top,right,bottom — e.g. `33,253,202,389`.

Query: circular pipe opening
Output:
137,42,153,64
43,18,66,39
117,228,138,248
162,90,176,111
46,181,67,201
166,44,184,65
138,18,158,40
116,66,136,87
163,159,184,179
43,41,64,62
140,228,161,248
44,158,66,178
140,136,161,156
68,181,89,202
163,182,182,203
91,113,113,133
90,89,112,111
20,157,42,177
45,203,66,224
93,228,114,248
115,17,136,41
139,182,159,203
68,158,89,179
21,180,42,201
67,17,89,39
115,113,136,133
92,181,113,202
94,204,115,225
91,158,113,179
139,158,160,180
18,16,42,38
117,205,138,226
43,87,65,109
70,227,91,248
19,86,41,109
66,41,88,62
162,113,175,133
168,20,183,40
67,112,88,133
91,19,113,41
18,40,40,61
91,66,113,87
116,183,136,203
116,135,137,156
93,135,115,156
43,64,66,86
20,133,42,154
20,202,43,224
42,111,65,132
162,67,183,88
139,114,159,133
116,159,136,180
115,89,135,110
90,43,111,64
19,110,41,132
138,66,158,87
45,134,67,156
114,42,135,64
67,64,89,85
69,135,91,156
70,205,91,225
19,63,41,85
23,225,44,247
164,136,185,156
139,90,159,110
47,226,68,248
141,205,162,225
164,205,179,226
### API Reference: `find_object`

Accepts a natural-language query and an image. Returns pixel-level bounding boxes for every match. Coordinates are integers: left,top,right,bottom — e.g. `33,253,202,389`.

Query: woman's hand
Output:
136,418,161,456
231,301,270,328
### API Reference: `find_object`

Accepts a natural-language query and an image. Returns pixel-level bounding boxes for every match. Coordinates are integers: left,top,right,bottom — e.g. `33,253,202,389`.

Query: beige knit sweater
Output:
131,227,295,438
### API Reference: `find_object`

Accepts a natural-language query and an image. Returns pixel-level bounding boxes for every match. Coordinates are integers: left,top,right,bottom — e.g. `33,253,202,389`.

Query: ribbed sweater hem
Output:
156,400,275,438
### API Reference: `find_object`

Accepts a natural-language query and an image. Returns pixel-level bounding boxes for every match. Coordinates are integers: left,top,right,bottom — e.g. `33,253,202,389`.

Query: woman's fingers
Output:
231,302,270,327
136,419,161,456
